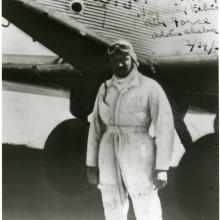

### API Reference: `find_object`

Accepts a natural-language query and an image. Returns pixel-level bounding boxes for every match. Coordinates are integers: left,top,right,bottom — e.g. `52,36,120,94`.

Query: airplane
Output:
2,0,218,219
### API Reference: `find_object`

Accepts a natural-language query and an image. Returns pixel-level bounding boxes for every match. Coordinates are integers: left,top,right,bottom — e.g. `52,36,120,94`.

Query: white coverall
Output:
86,66,174,220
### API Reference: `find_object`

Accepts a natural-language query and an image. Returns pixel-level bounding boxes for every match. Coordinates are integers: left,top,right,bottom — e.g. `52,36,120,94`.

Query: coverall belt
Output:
106,125,148,133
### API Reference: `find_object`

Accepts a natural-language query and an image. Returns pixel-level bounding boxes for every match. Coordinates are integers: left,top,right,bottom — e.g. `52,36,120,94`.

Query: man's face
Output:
110,53,133,78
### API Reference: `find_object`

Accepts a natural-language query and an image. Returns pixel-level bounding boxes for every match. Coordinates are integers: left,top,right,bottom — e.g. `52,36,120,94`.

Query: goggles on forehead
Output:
107,43,132,55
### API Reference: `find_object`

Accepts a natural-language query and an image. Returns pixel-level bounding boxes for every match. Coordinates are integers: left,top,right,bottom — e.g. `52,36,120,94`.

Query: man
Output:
86,39,174,220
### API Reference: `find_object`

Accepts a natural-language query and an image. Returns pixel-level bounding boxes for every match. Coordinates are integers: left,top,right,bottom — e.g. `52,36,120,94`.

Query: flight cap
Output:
107,39,139,66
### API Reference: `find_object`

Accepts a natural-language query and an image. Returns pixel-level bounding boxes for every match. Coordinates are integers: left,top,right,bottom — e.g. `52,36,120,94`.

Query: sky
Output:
2,17,55,56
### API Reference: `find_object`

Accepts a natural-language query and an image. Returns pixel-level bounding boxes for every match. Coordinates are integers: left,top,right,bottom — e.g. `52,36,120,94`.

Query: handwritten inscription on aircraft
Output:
91,0,218,55
147,0,218,55
36,0,218,59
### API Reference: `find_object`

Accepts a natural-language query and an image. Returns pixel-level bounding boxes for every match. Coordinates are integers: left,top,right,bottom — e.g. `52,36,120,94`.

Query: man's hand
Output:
153,170,168,190
87,166,99,186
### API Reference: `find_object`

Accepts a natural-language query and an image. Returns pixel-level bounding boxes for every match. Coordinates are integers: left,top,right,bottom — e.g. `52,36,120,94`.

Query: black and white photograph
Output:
2,0,218,219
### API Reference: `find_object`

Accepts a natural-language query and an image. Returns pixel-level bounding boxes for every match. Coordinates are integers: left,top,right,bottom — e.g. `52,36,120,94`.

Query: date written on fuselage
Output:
186,39,218,55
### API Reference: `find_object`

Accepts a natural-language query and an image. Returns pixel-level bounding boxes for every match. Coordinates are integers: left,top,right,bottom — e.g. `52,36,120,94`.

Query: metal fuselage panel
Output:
35,0,218,64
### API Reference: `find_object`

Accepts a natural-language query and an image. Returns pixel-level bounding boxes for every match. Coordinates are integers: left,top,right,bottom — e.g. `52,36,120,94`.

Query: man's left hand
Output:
153,170,168,190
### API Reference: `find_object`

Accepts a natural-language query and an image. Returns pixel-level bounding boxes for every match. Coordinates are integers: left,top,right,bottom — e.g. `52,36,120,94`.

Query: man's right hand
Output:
87,166,99,186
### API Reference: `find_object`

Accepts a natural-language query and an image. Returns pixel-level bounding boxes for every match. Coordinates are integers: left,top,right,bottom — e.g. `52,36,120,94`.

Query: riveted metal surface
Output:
35,0,218,64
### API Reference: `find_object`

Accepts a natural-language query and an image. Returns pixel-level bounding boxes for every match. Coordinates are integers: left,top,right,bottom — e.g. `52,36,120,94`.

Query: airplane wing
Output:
2,55,78,90
2,0,112,89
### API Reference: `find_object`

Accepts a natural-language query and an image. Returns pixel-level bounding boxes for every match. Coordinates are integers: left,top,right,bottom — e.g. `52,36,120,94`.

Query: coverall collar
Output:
107,65,140,89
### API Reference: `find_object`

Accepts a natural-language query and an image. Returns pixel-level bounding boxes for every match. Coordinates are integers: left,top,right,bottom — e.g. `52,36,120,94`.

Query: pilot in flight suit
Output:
86,39,174,220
